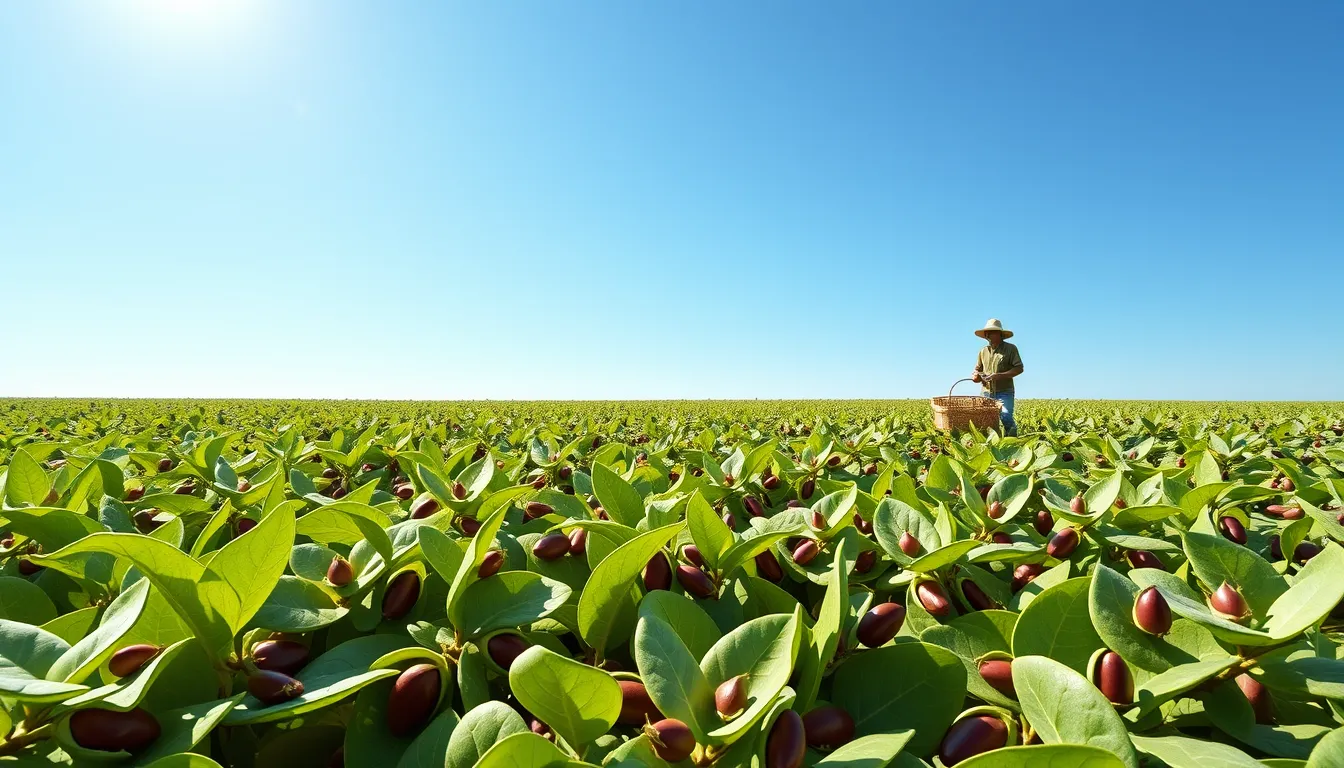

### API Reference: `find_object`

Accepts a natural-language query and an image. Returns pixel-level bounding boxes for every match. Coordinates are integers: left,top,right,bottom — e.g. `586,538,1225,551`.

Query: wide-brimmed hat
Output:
974,318,1013,339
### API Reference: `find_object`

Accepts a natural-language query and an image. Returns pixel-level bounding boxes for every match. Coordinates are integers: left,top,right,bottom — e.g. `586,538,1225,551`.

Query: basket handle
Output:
948,378,983,398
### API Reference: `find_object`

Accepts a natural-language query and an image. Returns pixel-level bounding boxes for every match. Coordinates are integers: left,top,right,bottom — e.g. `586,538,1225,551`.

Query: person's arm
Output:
972,355,984,383
985,348,1023,383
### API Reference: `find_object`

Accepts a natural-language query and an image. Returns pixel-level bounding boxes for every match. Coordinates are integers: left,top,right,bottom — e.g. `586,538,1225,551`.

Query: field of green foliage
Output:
2,399,1344,767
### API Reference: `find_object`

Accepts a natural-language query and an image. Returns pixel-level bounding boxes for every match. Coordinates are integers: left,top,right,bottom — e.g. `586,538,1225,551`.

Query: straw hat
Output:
974,318,1013,339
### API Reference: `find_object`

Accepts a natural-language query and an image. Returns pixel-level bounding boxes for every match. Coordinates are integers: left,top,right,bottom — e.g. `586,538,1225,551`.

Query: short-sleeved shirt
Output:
977,342,1023,394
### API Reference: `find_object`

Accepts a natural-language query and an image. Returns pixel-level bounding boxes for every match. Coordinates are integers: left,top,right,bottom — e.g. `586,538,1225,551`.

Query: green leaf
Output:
475,732,569,768
1132,657,1240,718
1308,727,1344,768
0,618,87,703
795,539,848,712
295,501,394,563
1013,655,1140,768
577,521,683,654
1131,733,1265,768
592,462,646,528
687,491,733,569
906,539,980,574
831,642,965,757
5,448,50,507
209,502,297,634
395,708,461,768
1182,531,1287,616
956,744,1126,768
634,613,716,742
445,701,529,768
812,731,915,767
457,572,571,638
0,576,58,624
507,645,622,747
1263,542,1344,640
446,488,529,627
874,498,940,563
700,610,801,742
1011,577,1104,675
637,590,722,663
225,635,410,725
250,575,348,633
47,578,150,684
1089,564,1181,674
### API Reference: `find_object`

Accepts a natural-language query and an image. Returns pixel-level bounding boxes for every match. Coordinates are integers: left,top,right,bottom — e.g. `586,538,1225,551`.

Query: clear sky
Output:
1,2,1340,401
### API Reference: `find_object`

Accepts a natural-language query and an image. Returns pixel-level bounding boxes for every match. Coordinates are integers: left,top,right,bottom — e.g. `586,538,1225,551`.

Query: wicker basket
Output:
931,378,1003,432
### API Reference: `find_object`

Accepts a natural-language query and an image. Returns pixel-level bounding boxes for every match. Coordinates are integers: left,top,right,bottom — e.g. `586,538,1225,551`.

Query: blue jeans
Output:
990,392,1017,436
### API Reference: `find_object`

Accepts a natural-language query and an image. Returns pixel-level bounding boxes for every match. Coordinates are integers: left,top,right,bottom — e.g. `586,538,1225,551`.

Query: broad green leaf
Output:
813,731,915,767
591,462,646,528
687,491,733,569
1131,733,1265,768
831,642,965,757
225,635,410,724
475,732,569,768
701,610,801,742
32,533,238,659
250,575,348,633
457,571,571,638
957,744,1126,768
577,521,683,654
634,613,716,742
48,577,150,684
637,590,722,661
209,502,297,634
0,618,86,702
5,448,50,507
445,701,529,768
1308,727,1344,768
1012,655,1140,768
1012,577,1104,675
0,576,58,624
507,645,621,747
1182,531,1287,616
1262,542,1344,640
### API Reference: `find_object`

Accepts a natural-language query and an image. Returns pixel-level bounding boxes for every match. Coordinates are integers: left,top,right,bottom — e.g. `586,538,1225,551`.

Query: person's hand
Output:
982,372,998,383
971,372,982,383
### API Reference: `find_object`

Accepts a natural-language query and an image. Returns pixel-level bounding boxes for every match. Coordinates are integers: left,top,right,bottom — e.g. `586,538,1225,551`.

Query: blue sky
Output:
1,2,1340,400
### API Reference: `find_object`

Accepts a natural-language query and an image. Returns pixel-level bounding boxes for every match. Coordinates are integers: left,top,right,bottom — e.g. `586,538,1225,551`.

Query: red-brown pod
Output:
715,675,748,719
1011,562,1045,592
898,532,921,557
1047,528,1079,558
108,644,161,678
765,710,807,768
248,669,305,705
486,634,529,671
386,664,442,737
755,551,784,583
1092,651,1133,704
916,580,952,617
959,579,996,611
1133,586,1172,635
524,501,553,519
682,545,705,568
800,479,815,500
327,556,353,586
69,708,161,753
647,718,695,762
618,679,664,726
381,571,421,619
792,539,820,565
854,549,877,574
1218,516,1247,545
643,553,672,591
410,497,439,519
252,640,310,676
856,602,905,648
801,705,855,749
568,527,588,556
1033,509,1054,537
938,715,1007,766
744,496,765,517
987,501,1005,519
477,549,505,578
1237,673,1274,724
676,565,716,598
531,533,570,561
978,659,1015,698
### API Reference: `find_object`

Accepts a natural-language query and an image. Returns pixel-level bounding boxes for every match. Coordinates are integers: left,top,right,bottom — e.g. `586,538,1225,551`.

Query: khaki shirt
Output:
977,342,1023,394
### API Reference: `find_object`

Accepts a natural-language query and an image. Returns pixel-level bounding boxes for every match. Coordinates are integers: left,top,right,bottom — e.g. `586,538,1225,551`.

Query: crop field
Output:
2,398,1344,768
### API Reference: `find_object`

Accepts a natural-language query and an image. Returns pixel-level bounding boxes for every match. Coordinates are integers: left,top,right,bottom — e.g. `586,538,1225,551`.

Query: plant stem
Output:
0,723,54,757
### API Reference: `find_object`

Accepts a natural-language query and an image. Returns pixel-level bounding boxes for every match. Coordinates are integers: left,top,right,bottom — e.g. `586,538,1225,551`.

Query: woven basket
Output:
931,378,1003,432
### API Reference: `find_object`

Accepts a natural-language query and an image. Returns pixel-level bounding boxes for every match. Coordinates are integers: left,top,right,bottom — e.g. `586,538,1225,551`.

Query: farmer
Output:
971,319,1023,436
